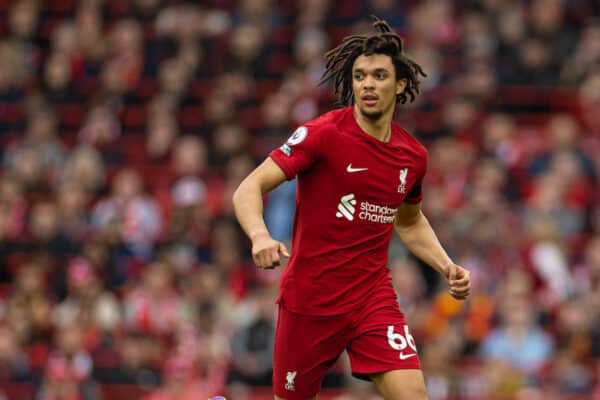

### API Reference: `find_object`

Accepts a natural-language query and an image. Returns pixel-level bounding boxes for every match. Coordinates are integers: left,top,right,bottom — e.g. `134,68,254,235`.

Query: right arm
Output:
232,157,290,269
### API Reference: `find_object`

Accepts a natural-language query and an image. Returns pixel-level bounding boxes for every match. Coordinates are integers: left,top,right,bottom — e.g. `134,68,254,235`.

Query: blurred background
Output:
0,0,600,399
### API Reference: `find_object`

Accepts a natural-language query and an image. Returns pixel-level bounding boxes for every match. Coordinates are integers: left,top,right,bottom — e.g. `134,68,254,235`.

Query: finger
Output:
450,287,471,295
256,251,270,269
453,276,470,285
252,253,262,268
270,246,281,266
263,250,275,268
279,243,290,258
271,255,281,267
450,285,470,294
451,282,470,291
262,253,275,269
450,281,470,291
450,290,471,297
450,288,470,298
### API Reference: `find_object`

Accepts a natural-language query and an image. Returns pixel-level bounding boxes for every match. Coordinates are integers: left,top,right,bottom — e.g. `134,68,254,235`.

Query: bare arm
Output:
394,202,470,300
232,157,290,269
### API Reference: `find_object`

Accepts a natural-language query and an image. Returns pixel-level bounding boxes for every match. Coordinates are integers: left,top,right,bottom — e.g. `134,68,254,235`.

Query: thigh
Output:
347,302,421,380
370,369,427,400
273,305,349,400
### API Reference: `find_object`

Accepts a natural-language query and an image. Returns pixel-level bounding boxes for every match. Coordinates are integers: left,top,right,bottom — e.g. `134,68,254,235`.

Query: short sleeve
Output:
268,124,323,180
403,147,428,204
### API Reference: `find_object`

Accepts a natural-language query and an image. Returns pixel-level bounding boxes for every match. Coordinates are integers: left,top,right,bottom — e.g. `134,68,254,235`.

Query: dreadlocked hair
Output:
320,15,426,106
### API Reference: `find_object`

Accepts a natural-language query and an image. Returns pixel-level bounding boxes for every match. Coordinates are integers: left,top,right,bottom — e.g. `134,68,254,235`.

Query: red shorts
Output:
272,295,421,399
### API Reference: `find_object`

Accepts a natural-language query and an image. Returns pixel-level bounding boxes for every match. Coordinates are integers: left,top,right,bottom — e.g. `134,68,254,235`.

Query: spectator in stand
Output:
227,22,269,78
145,101,179,164
43,52,82,104
93,332,161,387
107,19,144,94
75,2,106,68
529,113,595,178
123,261,182,334
91,168,161,262
0,323,32,382
171,135,208,181
5,261,54,342
78,103,122,164
157,58,193,102
480,274,555,377
0,174,27,242
54,183,91,245
228,287,276,387
210,123,250,167
6,0,41,82
53,257,122,339
528,0,576,65
60,146,106,195
142,355,208,400
561,21,600,84
28,201,79,269
37,323,101,400
5,106,66,184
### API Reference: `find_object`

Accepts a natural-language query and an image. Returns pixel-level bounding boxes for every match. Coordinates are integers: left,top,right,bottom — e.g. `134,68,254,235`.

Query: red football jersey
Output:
269,106,428,315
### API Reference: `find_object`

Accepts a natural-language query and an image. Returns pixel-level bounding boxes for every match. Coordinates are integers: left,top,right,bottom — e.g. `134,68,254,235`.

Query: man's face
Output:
352,53,407,120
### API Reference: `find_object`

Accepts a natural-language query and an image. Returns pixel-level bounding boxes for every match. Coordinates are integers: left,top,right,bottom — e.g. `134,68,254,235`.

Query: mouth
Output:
362,94,378,107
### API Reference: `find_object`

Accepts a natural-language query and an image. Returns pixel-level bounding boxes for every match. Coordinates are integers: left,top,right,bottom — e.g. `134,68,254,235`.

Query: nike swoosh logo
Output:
399,352,417,360
346,164,368,173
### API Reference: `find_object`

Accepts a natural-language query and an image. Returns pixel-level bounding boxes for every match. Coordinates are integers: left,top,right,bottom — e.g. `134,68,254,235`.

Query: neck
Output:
353,105,394,142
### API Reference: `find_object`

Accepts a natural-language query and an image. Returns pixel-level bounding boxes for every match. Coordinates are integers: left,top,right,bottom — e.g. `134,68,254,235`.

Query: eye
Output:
354,72,364,80
376,72,387,80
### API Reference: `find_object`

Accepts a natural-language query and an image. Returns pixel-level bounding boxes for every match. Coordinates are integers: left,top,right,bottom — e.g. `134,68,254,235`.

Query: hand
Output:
251,233,290,269
444,263,471,300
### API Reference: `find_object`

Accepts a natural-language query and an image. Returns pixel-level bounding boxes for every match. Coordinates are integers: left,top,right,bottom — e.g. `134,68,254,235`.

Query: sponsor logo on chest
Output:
335,193,396,224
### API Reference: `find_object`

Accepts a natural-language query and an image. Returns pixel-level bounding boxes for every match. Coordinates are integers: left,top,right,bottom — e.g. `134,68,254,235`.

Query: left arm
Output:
394,202,471,300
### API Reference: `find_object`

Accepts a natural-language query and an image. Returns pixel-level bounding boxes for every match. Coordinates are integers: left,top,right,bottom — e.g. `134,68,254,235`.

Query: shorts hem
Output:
273,389,320,399
352,365,422,381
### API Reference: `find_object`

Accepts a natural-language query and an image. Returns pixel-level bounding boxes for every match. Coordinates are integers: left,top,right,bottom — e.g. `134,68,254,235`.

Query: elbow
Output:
232,182,244,208
232,177,256,209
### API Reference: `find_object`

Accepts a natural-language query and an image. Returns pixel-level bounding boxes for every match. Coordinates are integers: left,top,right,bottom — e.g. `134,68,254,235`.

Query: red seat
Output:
0,103,22,123
265,51,291,75
121,104,146,129
178,105,203,128
255,79,279,99
59,104,85,129
190,78,212,100
120,135,147,166
40,20,59,39
135,77,158,99
106,0,129,17
240,106,262,130
61,130,79,148
271,27,292,47
46,0,75,14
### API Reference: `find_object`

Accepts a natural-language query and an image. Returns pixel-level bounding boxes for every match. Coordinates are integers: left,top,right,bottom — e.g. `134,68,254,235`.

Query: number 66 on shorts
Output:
387,325,417,357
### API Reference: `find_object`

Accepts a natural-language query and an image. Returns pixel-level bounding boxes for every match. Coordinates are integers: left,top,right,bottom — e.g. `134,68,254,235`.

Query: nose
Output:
362,75,375,89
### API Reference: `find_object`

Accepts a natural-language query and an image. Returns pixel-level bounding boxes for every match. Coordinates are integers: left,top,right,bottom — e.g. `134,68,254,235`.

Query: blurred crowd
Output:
1,0,600,399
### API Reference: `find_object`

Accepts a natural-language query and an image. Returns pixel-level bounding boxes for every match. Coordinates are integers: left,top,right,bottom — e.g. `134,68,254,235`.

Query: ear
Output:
396,79,407,95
